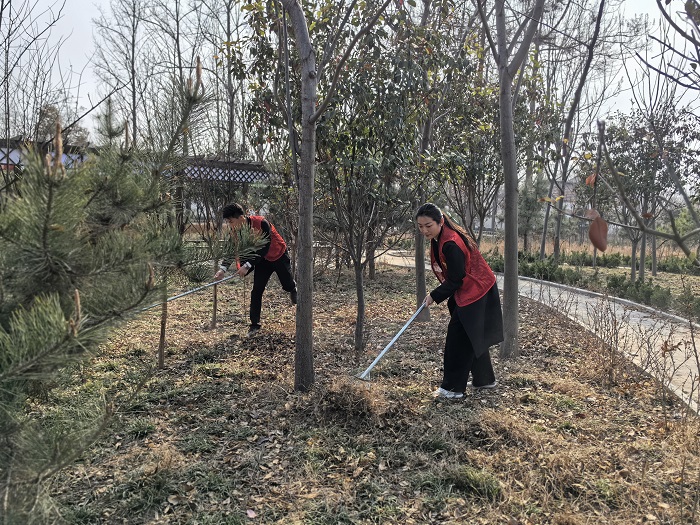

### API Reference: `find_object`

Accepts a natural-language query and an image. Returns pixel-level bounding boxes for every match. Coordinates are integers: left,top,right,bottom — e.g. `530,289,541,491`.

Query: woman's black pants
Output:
441,298,496,393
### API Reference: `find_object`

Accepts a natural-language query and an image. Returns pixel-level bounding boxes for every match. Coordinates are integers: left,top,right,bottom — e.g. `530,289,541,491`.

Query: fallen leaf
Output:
584,208,601,220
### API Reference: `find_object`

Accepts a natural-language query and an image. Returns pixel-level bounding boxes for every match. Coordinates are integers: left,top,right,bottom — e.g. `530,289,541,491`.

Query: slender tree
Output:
277,0,393,390
477,0,545,358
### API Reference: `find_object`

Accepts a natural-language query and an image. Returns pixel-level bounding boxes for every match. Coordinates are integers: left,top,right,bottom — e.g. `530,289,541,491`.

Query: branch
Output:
311,0,393,124
656,0,700,48
647,112,700,228
318,0,359,72
507,0,546,78
474,0,498,63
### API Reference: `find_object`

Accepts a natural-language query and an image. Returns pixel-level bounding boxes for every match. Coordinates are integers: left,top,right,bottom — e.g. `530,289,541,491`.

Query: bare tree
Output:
642,0,700,91
535,1,646,265
93,0,146,146
0,0,98,203
0,1,63,137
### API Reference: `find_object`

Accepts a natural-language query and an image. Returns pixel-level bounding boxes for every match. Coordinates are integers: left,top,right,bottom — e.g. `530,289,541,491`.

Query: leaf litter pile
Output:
50,267,699,524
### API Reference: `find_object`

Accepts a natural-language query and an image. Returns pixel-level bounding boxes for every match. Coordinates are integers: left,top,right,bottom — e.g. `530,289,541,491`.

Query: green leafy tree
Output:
243,0,394,390
316,34,420,352
581,107,700,280
519,176,549,251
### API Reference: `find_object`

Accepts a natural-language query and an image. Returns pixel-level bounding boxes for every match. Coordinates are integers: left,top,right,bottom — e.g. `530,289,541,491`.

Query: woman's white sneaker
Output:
433,387,464,399
467,380,498,390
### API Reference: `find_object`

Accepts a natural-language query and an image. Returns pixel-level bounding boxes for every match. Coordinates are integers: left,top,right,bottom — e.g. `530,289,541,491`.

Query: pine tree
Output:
0,57,258,522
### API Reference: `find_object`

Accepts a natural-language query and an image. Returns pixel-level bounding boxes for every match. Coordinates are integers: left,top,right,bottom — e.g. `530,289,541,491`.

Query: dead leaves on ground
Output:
50,270,699,524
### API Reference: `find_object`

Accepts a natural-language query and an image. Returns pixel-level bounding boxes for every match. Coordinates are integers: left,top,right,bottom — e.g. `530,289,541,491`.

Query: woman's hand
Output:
423,294,434,307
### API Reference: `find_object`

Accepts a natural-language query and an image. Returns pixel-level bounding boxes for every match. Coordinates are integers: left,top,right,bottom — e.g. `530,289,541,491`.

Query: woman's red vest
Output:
249,216,287,262
430,226,496,307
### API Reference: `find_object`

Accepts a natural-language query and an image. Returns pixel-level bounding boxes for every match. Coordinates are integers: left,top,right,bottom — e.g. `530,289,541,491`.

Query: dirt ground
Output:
49,266,700,524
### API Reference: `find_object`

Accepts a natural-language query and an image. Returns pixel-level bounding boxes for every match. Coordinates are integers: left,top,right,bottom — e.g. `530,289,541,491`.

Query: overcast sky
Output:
47,0,670,132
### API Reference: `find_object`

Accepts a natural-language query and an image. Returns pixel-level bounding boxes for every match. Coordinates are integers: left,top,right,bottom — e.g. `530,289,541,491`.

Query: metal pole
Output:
356,303,426,381
140,274,238,312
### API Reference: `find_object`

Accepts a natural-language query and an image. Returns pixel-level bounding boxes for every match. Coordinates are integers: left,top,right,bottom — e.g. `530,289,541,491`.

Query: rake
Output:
355,303,426,382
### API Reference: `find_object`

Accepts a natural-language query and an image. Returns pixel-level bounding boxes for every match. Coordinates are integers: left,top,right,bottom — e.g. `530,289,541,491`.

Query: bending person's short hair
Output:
222,203,245,219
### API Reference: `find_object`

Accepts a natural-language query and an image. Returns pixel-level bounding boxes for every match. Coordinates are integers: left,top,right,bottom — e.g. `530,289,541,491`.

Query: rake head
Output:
354,371,371,382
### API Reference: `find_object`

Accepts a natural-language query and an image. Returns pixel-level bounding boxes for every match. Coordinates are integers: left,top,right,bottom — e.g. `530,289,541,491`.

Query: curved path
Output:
379,250,700,415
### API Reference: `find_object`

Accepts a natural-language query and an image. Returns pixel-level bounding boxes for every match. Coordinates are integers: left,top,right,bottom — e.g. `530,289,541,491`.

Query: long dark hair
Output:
415,203,477,251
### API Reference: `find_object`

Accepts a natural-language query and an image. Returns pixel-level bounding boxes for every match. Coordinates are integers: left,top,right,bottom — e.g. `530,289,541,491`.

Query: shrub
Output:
566,250,593,267
597,252,622,268
606,275,627,296
650,285,672,310
484,251,504,273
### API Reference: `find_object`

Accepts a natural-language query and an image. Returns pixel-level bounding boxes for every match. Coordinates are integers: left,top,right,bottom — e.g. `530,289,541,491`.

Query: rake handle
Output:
356,302,426,380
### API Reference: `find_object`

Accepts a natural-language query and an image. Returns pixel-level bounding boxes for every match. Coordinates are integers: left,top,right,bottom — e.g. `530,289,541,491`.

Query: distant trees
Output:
569,2,700,271
0,0,83,175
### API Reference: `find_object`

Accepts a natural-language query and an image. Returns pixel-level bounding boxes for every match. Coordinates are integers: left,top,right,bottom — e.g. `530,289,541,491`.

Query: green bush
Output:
484,251,504,273
566,250,593,267
597,252,623,268
650,285,672,310
518,251,539,264
606,275,627,296
656,255,700,275
603,276,675,312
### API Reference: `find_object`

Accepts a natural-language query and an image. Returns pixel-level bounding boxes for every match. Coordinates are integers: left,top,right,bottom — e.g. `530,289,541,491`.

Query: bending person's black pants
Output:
249,251,296,327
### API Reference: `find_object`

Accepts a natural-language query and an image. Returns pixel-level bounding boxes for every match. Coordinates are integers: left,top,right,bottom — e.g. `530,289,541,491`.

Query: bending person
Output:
214,203,297,337
416,203,503,399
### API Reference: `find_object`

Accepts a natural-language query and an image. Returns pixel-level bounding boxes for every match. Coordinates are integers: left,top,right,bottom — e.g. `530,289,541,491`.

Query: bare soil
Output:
50,266,700,524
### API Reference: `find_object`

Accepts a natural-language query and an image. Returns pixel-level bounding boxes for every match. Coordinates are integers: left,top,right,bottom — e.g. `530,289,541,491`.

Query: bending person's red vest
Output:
249,215,287,262
430,227,496,307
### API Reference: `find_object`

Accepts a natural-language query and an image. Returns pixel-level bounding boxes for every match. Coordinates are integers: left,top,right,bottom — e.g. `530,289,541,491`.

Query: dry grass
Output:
47,266,700,524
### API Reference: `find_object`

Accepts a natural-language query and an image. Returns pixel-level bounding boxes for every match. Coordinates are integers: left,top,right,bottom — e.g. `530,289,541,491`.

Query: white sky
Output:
51,0,101,112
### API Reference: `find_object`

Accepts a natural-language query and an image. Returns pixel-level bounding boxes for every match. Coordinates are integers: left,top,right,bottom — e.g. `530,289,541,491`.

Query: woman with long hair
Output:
415,203,503,399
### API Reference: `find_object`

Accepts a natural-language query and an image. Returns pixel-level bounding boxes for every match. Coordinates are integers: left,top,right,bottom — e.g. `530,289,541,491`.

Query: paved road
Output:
379,250,700,414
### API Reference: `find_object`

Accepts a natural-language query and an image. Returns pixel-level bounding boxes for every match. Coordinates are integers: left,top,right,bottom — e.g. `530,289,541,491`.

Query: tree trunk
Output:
415,110,432,322
368,245,376,280
354,262,365,353
414,193,430,322
552,198,563,264
496,1,519,359
282,0,316,391
639,223,647,283
539,178,555,260
630,239,638,283
651,206,657,277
